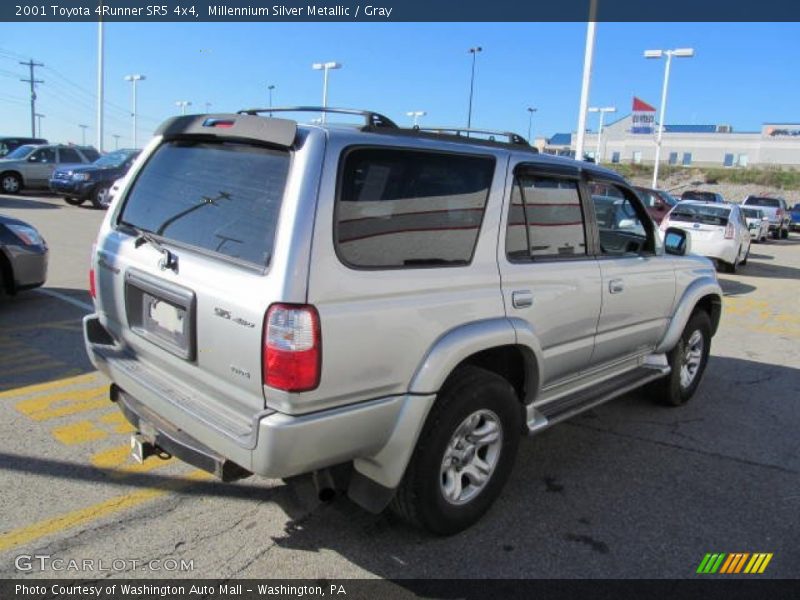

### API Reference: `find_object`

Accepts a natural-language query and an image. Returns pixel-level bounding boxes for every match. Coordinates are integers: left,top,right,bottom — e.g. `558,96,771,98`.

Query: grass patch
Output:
604,163,800,190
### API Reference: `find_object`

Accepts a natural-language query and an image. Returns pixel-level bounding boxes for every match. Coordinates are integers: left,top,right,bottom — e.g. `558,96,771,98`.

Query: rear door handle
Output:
512,290,533,309
609,279,624,294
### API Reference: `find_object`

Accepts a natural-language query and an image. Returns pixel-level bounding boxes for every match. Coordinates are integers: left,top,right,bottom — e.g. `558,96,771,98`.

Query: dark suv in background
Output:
50,149,140,209
681,190,726,203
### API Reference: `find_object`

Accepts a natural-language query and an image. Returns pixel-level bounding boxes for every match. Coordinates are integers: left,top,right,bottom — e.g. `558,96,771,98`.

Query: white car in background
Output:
741,206,769,243
661,201,751,273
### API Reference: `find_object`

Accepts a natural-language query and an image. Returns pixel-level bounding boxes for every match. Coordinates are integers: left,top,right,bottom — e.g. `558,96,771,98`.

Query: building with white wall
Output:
541,115,800,168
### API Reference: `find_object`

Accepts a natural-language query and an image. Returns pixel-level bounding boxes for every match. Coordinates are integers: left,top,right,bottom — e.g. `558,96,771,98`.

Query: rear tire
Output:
64,196,85,206
390,365,522,535
1,172,22,194
781,228,789,239
650,311,711,407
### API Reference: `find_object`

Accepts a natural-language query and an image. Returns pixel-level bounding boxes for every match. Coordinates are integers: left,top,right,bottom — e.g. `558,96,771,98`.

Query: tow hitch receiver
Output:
130,433,154,464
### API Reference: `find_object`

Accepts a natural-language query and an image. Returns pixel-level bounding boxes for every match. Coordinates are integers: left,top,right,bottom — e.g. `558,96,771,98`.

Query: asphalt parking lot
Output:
0,192,798,581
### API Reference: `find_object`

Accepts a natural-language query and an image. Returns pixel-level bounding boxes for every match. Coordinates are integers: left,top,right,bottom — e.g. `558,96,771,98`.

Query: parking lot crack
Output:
566,421,799,475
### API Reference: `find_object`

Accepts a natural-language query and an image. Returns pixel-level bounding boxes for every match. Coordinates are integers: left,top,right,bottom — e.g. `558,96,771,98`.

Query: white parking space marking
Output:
36,289,93,312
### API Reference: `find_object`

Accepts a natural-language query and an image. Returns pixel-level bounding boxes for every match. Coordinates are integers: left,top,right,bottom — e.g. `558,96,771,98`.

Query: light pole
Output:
204,102,212,113
112,134,120,150
644,47,695,188
406,111,426,127
466,46,482,128
124,74,145,148
35,113,44,137
574,0,598,162
587,106,616,164
311,62,341,123
526,107,537,142
175,100,192,115
79,124,89,146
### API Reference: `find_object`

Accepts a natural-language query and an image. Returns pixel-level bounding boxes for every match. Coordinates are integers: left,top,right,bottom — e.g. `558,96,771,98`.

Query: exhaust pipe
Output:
312,469,336,502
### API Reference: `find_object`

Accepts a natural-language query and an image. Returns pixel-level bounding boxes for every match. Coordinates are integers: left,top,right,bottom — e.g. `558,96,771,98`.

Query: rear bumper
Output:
688,238,737,265
84,314,409,480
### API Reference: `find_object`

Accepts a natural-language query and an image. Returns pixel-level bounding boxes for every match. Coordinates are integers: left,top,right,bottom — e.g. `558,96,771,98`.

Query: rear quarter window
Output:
118,140,290,267
335,148,495,268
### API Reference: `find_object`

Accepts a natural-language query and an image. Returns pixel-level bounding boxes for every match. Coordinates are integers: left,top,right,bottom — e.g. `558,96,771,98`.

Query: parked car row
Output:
0,142,139,209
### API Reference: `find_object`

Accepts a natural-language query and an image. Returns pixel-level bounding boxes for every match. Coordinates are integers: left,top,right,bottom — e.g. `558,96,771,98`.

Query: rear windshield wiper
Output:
122,223,179,272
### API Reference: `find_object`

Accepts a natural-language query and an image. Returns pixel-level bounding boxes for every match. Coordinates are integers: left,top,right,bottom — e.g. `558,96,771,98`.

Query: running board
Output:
527,365,670,434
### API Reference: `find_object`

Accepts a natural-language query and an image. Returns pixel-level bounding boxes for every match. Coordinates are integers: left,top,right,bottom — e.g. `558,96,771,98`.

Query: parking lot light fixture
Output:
124,74,145,148
406,111,426,127
644,47,695,187
587,106,616,164
467,46,482,128
175,100,192,115
526,107,537,142
311,62,341,123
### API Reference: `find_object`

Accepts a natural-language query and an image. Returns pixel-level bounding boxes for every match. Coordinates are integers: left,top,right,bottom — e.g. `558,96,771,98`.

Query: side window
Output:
59,148,82,163
590,182,653,256
30,148,56,163
336,148,495,268
506,174,586,261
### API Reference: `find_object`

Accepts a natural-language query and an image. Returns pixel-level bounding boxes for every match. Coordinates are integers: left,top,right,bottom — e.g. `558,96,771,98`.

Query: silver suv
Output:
84,108,723,535
0,144,98,194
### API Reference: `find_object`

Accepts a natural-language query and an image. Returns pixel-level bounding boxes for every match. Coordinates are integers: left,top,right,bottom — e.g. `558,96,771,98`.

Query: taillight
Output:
263,304,321,392
89,243,96,299
724,222,735,239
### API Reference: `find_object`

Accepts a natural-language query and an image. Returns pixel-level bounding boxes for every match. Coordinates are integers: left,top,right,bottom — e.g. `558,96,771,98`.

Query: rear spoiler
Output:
154,113,297,147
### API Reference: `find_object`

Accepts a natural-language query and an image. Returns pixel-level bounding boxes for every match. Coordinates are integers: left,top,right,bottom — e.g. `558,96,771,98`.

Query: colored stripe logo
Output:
697,553,773,574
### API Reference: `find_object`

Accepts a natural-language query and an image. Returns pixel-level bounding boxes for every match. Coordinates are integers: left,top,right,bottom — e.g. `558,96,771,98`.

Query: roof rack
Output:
237,106,398,129
413,127,529,146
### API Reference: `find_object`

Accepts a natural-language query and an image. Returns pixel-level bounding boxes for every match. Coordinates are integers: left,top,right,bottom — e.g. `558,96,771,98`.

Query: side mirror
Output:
664,227,689,256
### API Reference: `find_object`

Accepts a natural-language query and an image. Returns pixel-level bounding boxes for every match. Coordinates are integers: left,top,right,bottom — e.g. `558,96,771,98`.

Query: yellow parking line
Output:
0,371,100,399
52,420,110,445
15,385,108,421
91,444,173,476
0,361,64,378
0,319,81,334
99,411,135,434
0,349,51,367
0,470,210,553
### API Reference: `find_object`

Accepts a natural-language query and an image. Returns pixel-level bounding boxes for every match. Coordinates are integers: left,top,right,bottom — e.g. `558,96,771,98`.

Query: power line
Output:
19,58,44,137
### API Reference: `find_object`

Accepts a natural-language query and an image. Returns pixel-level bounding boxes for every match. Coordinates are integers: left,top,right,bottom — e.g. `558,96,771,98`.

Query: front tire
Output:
64,196,85,206
91,185,111,209
650,311,712,407
391,366,522,535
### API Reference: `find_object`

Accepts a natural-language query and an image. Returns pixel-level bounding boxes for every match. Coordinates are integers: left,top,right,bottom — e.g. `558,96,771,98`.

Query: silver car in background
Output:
0,214,48,294
661,200,751,273
741,207,769,243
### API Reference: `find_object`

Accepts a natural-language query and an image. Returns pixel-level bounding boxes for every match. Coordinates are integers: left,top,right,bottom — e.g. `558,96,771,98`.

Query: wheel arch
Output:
0,170,24,190
0,248,16,294
656,278,722,353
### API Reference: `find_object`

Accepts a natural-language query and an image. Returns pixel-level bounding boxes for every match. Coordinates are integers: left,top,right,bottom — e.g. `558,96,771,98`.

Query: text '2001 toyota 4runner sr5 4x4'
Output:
84,107,723,535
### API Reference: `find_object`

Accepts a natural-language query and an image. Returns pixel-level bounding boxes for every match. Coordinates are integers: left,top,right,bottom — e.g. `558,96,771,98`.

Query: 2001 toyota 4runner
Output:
84,108,722,535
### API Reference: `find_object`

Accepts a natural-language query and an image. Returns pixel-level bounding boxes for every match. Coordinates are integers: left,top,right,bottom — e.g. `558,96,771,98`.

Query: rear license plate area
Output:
125,268,196,360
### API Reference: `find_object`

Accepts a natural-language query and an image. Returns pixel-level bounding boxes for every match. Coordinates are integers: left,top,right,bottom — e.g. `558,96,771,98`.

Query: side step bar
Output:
527,365,670,434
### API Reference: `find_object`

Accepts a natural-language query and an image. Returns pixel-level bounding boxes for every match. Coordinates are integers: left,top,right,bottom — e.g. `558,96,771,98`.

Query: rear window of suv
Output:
744,197,780,208
336,148,495,268
119,140,290,267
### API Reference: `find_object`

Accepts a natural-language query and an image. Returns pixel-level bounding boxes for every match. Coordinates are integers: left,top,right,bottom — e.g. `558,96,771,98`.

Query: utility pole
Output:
20,59,44,137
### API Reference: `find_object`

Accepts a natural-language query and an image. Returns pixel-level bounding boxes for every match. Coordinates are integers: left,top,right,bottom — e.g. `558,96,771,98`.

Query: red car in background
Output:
633,186,679,225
